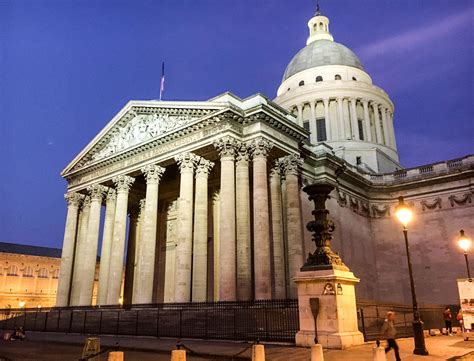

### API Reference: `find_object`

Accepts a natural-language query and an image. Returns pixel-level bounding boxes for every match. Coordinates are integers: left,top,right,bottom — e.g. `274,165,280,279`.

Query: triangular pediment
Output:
62,100,223,177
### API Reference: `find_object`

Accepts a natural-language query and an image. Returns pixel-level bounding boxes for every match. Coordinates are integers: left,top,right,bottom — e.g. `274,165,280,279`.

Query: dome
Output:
282,40,364,81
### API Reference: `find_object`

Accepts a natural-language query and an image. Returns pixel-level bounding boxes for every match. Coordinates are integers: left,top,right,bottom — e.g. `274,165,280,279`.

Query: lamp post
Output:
395,196,428,355
457,230,472,281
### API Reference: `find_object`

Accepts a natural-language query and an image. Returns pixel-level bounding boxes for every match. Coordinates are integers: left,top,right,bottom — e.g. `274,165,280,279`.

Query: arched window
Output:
352,76,357,81
7,265,19,276
52,269,60,279
335,74,341,80
38,268,49,278
315,76,323,82
287,87,291,92
319,22,324,30
298,80,305,86
23,266,33,278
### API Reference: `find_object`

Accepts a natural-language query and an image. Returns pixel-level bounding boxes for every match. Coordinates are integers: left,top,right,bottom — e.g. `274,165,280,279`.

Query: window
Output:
7,265,19,276
23,267,33,278
298,80,305,86
52,269,60,279
316,118,327,142
287,87,290,92
352,76,357,81
303,121,310,141
319,22,324,30
335,74,341,80
358,119,364,140
38,268,49,279
315,76,323,82
356,156,362,165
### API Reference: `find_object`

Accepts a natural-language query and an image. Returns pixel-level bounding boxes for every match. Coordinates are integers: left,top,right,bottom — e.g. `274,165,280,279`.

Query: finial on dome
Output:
315,0,321,16
307,2,333,45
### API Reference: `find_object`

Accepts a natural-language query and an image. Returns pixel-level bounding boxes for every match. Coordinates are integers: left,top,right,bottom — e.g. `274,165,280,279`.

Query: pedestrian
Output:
443,307,453,335
457,310,464,332
381,311,401,361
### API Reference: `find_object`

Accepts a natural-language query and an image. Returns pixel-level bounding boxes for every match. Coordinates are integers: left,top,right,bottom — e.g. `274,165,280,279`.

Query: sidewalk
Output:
4,331,474,360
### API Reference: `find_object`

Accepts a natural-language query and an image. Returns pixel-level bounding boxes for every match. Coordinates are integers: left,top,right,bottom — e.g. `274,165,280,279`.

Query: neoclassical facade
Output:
56,9,473,307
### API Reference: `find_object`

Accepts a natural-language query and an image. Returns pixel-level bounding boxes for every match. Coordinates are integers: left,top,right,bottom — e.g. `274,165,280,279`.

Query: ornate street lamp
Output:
395,196,429,356
457,230,472,281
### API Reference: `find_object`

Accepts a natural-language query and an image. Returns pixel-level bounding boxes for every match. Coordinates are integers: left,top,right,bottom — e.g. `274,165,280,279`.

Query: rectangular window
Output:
316,118,327,142
358,119,364,140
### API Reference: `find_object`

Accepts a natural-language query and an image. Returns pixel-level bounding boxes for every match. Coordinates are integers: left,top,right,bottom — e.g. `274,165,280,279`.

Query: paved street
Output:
0,331,473,360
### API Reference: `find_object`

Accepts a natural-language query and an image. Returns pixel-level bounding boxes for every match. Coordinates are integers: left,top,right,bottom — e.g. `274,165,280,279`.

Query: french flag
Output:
159,62,165,100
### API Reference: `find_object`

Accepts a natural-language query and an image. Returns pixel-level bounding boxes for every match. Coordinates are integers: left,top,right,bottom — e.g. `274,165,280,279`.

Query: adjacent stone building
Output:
56,8,473,307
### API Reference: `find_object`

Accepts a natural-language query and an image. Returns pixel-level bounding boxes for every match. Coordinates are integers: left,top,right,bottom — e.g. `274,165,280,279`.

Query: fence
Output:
0,299,456,343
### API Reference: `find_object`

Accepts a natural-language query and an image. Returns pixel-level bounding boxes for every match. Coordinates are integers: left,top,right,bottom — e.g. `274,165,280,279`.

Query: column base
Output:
295,330,364,349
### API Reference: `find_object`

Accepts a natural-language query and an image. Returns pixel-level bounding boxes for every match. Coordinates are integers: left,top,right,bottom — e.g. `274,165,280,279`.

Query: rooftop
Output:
0,242,62,259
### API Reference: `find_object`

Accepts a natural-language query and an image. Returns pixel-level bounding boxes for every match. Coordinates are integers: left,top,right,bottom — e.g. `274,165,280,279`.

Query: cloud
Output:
358,9,473,60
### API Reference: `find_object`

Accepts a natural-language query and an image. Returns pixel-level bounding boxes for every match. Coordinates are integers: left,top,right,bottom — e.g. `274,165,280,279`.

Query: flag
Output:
159,62,165,101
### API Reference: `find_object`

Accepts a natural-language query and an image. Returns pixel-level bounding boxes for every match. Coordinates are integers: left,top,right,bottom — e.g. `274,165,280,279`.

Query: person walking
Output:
381,311,401,361
443,307,453,335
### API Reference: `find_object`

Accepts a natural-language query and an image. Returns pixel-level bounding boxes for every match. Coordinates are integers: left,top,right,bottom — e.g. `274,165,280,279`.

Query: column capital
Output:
309,100,316,110
249,138,273,160
81,196,91,210
270,161,283,179
235,143,250,163
141,164,166,184
214,136,238,160
105,188,116,202
280,154,303,176
296,103,303,111
112,175,135,193
362,99,369,107
175,152,199,173
64,192,84,207
87,184,108,201
322,97,330,105
336,96,344,102
195,158,214,178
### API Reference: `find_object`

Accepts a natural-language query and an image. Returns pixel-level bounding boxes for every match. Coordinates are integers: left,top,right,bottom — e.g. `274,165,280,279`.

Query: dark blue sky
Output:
1,0,473,249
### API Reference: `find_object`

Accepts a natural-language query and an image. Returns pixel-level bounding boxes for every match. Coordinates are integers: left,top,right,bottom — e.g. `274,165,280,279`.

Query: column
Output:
214,136,237,301
79,184,107,306
362,100,372,142
309,101,317,144
373,102,383,144
235,144,252,301
281,154,304,298
123,202,139,306
349,98,360,140
250,138,273,299
323,98,332,141
212,191,220,301
269,162,286,299
336,97,345,140
388,111,397,149
297,104,304,127
191,158,214,302
97,189,116,305
174,153,197,302
132,164,165,304
70,196,91,305
106,175,135,305
56,192,83,307
381,106,390,146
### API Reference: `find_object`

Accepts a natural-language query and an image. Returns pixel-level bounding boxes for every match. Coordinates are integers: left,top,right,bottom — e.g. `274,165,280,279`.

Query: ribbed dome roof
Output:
283,40,364,81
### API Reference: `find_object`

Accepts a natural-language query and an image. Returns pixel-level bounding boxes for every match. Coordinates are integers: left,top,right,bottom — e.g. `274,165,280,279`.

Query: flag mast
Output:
159,62,165,101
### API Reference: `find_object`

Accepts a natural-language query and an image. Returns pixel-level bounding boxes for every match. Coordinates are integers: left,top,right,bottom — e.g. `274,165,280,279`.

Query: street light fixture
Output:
457,230,472,281
395,196,429,355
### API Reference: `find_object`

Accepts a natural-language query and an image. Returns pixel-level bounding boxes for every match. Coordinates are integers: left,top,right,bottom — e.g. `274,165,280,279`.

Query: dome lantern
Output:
307,7,334,45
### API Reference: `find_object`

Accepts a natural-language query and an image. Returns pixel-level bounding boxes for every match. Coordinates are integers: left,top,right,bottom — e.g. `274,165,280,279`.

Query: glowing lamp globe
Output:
458,230,472,252
395,196,413,227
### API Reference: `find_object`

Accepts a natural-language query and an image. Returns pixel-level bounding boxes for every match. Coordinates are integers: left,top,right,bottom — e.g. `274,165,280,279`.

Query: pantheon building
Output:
56,9,473,307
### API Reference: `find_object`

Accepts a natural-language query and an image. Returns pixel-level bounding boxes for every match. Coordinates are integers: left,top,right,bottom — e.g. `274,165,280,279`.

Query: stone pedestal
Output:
294,268,364,349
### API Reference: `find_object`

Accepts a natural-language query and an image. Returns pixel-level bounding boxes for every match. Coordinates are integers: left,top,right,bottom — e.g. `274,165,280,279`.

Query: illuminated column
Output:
388,111,397,149
235,144,252,300
212,191,220,301
373,102,383,144
336,97,345,139
323,98,332,141
349,98,359,140
269,162,286,299
214,137,237,301
56,192,83,307
381,106,390,146
174,153,197,302
297,104,304,127
133,164,165,304
281,154,304,298
362,100,372,142
250,138,273,299
106,175,135,305
309,101,317,144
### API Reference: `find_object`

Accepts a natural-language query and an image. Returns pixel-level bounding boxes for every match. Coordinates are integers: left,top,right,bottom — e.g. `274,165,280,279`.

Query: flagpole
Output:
159,62,165,101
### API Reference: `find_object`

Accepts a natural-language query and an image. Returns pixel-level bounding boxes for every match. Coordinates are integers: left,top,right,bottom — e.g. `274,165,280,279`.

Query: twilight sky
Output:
1,0,473,249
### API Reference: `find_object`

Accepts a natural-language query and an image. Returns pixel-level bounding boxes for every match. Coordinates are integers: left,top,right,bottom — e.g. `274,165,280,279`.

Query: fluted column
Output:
362,100,372,142
269,162,286,299
349,98,360,140
336,97,344,140
235,144,252,300
373,102,383,144
79,184,107,306
106,175,135,305
174,153,198,302
56,192,83,307
212,191,220,301
191,158,214,302
323,98,332,141
132,164,165,304
96,189,116,305
297,104,304,127
388,111,397,149
70,196,91,305
250,138,273,299
281,154,304,298
214,137,238,301
381,106,390,146
309,101,317,144
123,202,139,306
